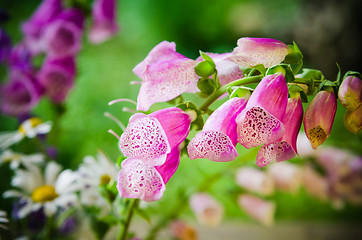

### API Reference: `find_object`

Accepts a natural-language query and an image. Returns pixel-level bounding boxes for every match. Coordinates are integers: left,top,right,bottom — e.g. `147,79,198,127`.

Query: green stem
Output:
119,199,139,240
199,75,263,112
32,137,52,161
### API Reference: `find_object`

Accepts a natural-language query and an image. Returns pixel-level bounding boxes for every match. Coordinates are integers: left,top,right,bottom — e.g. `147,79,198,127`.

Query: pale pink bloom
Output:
188,97,247,162
189,193,224,227
302,165,329,201
267,162,302,194
133,41,199,111
226,37,289,68
236,73,288,149
235,167,274,196
238,194,275,227
170,220,198,240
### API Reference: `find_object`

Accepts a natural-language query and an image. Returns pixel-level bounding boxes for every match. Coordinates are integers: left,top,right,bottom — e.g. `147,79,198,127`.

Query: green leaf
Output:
194,61,216,77
336,62,342,85
343,70,362,80
199,51,216,67
317,79,336,92
99,215,119,225
284,42,303,64
134,208,151,224
300,91,308,103
117,156,127,168
176,101,204,130
197,77,216,96
297,68,324,81
253,64,266,76
229,86,252,99
266,64,295,83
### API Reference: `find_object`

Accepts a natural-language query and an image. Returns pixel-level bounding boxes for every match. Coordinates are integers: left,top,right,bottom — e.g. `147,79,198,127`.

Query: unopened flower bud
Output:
338,76,362,111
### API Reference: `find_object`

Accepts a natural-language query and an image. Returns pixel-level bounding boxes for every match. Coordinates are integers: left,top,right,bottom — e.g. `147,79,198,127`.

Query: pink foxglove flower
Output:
189,193,224,226
302,165,328,201
196,52,244,86
22,0,63,55
236,73,288,149
344,104,362,134
226,37,289,68
188,97,248,162
44,9,84,58
256,96,303,167
89,0,119,44
0,28,11,64
117,147,180,202
338,76,362,111
303,90,337,149
236,167,274,196
119,107,192,166
238,194,275,227
267,162,302,194
133,41,199,111
37,56,76,103
8,43,33,72
0,71,41,117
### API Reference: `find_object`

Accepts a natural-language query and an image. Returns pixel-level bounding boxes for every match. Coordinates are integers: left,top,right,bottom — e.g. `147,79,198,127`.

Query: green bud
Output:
229,86,252,99
194,61,216,77
284,42,303,64
197,77,216,95
266,64,295,83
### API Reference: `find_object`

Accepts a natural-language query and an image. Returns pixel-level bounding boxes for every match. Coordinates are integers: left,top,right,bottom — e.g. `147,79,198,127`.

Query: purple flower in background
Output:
338,75,362,111
117,146,181,202
133,41,199,111
37,56,76,103
0,71,42,117
188,97,248,162
119,107,192,166
44,9,84,58
0,28,11,63
8,43,33,72
22,0,63,55
303,90,337,149
236,73,288,149
89,0,119,44
226,37,289,68
256,96,303,167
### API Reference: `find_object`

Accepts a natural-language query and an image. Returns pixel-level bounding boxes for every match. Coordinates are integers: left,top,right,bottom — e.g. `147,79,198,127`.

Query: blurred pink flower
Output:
188,97,248,162
170,220,198,240
189,193,224,226
236,167,274,196
302,165,328,201
267,162,302,194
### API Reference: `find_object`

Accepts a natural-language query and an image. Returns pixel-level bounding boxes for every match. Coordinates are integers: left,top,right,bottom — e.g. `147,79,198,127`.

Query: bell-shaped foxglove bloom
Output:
133,41,199,111
8,43,33,72
303,90,337,149
236,167,274,196
188,97,248,162
236,73,288,149
338,76,362,111
267,162,302,194
237,194,275,227
256,96,303,167
119,107,192,166
37,56,76,103
0,71,42,117
22,0,63,55
0,28,11,64
43,9,84,58
89,0,119,44
344,105,362,134
196,52,244,86
226,37,289,68
117,146,181,202
189,193,224,226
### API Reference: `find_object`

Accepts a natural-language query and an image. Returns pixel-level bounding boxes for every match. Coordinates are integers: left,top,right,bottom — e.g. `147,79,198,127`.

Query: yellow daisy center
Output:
31,185,58,203
18,118,43,135
100,174,111,185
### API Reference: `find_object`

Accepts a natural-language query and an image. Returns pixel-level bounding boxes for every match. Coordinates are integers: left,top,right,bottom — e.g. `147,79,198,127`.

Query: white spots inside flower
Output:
119,160,164,201
31,185,58,203
18,118,43,136
188,131,237,162
308,126,327,149
256,141,293,167
100,174,111,185
238,107,282,148
120,117,169,160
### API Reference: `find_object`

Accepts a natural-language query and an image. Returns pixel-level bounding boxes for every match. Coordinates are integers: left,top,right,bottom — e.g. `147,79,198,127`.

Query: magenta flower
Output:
119,107,192,166
303,90,337,149
37,57,76,103
8,43,33,72
226,37,289,68
236,73,288,149
188,97,247,162
117,147,180,202
132,41,199,111
338,76,362,111
89,0,119,44
43,9,84,58
256,96,303,167
0,28,11,64
22,0,63,55
0,71,41,117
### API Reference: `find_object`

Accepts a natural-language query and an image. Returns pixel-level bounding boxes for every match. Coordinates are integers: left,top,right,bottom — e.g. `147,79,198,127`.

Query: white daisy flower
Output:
3,161,80,218
0,150,44,169
0,210,9,229
0,117,52,150
77,151,119,207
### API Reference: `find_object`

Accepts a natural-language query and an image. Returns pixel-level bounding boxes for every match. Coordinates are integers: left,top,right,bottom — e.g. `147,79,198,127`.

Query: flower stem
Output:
119,199,139,240
199,75,263,112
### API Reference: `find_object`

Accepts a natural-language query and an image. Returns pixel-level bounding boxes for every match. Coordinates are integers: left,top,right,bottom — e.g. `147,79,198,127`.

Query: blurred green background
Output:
1,0,362,234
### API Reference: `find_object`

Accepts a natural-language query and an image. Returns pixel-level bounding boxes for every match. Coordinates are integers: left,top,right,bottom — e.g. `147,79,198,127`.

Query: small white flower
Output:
0,210,9,229
0,117,52,150
0,150,44,169
4,161,80,218
77,151,119,207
